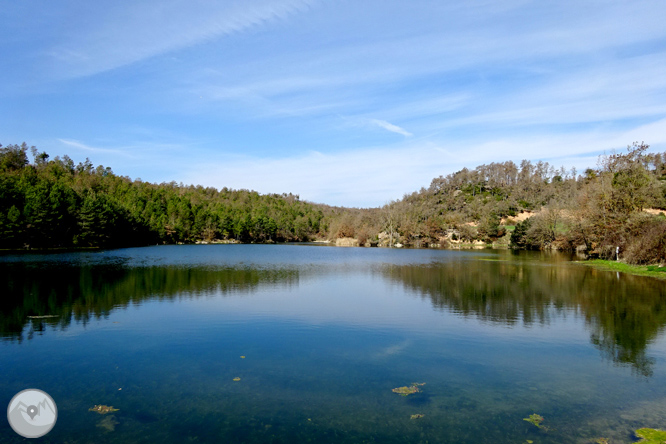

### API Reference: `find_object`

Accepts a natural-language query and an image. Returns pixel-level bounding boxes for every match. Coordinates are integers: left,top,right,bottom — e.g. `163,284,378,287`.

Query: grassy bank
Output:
575,259,666,280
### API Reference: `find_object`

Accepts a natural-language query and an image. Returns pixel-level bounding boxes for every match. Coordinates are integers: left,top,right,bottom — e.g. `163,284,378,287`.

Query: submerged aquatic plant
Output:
97,415,119,432
523,413,548,430
392,386,419,396
89,405,119,414
392,383,425,396
635,428,666,443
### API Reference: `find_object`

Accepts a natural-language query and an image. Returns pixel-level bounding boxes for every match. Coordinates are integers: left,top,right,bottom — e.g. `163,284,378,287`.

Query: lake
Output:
1,244,665,443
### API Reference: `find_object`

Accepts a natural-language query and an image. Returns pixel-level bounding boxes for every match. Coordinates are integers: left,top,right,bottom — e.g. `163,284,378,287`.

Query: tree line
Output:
1,141,665,264
318,142,666,265
0,143,326,248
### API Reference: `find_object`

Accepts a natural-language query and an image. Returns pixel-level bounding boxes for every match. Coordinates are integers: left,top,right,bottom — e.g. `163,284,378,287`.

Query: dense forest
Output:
0,143,327,248
1,141,665,264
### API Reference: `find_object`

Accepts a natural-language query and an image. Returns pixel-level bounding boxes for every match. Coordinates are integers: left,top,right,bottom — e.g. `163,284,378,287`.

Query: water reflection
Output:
382,257,666,377
2,248,665,379
0,262,300,342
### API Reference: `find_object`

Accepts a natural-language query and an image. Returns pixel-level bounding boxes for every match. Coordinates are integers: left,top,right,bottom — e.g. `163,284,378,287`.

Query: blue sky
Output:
1,0,665,207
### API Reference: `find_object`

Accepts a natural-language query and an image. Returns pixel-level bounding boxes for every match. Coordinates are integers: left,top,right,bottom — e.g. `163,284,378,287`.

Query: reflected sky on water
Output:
1,245,665,443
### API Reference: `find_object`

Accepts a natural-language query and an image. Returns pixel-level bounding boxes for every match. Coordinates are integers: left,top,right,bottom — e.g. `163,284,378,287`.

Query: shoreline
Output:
4,245,665,280
574,259,666,280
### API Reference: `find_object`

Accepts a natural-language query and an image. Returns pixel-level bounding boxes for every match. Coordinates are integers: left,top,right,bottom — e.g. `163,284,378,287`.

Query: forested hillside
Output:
370,142,665,264
1,141,665,265
0,143,327,248
318,142,666,264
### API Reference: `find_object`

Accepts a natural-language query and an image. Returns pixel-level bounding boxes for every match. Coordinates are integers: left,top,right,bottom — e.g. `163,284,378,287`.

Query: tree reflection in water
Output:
2,250,665,378
381,256,666,377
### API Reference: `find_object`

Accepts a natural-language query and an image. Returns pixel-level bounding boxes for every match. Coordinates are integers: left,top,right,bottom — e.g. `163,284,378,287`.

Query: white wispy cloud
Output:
3,0,666,209
171,0,666,132
175,118,666,207
58,139,133,157
47,0,319,78
369,119,413,137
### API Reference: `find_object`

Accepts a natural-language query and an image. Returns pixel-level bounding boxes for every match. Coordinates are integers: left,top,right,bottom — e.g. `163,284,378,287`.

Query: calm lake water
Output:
1,245,665,443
